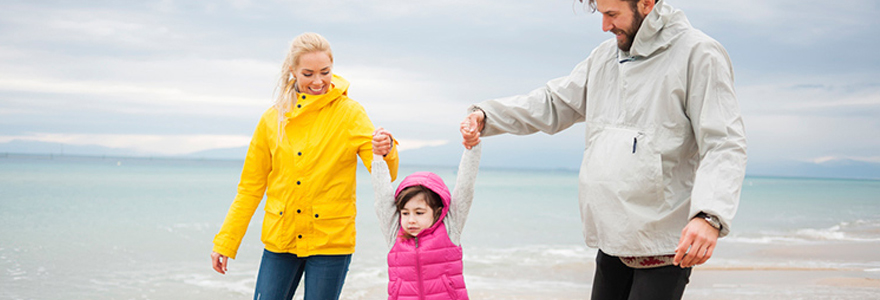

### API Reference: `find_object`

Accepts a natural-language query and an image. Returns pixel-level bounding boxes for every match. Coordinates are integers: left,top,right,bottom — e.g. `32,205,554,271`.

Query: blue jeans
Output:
253,249,352,300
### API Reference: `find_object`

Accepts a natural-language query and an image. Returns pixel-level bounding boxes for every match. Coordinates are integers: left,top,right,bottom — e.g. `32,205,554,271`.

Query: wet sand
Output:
340,241,880,300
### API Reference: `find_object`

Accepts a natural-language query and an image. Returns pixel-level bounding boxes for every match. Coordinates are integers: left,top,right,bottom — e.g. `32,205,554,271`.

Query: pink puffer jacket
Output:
387,172,468,300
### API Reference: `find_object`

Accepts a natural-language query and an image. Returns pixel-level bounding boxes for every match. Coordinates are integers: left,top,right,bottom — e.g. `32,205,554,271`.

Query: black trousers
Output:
591,250,692,300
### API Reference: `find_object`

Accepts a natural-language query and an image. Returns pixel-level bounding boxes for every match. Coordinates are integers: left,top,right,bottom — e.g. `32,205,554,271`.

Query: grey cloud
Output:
1,0,879,174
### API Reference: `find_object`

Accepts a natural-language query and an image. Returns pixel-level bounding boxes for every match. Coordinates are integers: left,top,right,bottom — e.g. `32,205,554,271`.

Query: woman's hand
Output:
211,251,228,274
461,110,485,149
372,127,394,156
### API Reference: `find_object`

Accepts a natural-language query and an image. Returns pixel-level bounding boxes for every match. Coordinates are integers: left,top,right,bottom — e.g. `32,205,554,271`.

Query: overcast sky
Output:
1,0,879,171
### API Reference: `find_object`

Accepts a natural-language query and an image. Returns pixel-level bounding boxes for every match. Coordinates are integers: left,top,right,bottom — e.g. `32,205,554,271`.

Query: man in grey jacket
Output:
460,0,747,299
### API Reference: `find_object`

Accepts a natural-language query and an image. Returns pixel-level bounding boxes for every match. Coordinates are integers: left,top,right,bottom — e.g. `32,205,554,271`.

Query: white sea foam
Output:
174,273,254,295
703,257,880,272
467,274,590,290
726,220,880,245
464,244,596,266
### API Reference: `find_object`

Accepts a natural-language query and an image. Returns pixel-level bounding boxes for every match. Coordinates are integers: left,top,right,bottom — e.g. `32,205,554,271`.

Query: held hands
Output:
461,110,485,149
372,127,394,156
673,217,720,268
211,251,228,274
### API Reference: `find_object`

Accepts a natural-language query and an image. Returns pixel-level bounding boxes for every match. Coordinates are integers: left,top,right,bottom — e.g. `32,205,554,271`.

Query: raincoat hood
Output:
394,172,452,236
625,0,690,59
284,74,350,119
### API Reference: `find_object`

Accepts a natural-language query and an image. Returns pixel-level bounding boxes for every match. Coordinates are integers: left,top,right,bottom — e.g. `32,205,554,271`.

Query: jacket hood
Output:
394,171,452,235
285,74,350,119
626,0,691,59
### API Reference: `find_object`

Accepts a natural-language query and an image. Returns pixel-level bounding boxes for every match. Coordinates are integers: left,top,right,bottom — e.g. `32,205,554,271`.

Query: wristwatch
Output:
695,212,722,231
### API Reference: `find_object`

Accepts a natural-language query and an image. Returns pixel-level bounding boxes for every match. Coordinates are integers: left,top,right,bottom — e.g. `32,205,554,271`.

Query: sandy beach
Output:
682,241,880,300
340,240,880,300
327,241,880,300
336,267,880,300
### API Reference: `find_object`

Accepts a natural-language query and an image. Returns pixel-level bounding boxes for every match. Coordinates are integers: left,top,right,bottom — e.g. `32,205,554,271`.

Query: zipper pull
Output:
415,237,419,248
632,136,637,154
632,132,644,154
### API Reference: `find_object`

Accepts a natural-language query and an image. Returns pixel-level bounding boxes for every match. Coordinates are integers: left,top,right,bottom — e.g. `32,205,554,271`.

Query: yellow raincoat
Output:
213,74,399,259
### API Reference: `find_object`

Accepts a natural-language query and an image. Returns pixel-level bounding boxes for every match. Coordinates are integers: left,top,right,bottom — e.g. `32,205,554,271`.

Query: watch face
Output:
704,215,721,230
695,213,721,230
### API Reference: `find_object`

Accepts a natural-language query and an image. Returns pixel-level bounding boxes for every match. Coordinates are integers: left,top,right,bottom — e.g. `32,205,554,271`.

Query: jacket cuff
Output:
383,138,399,160
467,105,488,134
212,236,240,260
689,210,731,238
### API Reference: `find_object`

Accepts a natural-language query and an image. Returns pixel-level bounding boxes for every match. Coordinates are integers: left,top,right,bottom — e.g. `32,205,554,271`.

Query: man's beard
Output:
615,9,645,52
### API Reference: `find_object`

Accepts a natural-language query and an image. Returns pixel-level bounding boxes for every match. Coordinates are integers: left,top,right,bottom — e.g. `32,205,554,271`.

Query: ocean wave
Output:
159,222,215,233
726,220,880,244
702,258,880,272
343,266,388,287
466,274,590,290
173,273,254,295
464,244,596,266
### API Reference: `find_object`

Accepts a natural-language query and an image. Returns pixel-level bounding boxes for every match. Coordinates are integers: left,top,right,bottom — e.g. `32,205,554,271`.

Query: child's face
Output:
399,194,436,237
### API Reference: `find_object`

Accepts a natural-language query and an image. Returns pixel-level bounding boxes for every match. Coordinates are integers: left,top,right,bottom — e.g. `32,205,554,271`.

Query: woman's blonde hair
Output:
274,33,333,141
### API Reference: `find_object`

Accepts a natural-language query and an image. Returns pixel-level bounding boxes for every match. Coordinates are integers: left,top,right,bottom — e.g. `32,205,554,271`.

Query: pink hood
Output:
394,171,451,236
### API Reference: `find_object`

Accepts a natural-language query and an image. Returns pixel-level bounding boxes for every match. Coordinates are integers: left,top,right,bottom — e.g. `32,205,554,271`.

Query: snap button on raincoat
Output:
213,74,399,259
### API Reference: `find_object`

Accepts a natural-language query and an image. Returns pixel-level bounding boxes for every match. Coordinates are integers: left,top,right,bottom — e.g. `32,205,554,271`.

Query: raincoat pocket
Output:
311,200,356,249
581,126,663,206
260,200,288,247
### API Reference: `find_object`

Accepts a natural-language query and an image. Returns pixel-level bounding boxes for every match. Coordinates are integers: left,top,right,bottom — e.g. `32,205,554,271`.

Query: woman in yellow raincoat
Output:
210,32,399,300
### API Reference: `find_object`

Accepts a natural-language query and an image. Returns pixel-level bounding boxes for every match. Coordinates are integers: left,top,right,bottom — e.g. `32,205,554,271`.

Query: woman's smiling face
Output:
293,51,333,95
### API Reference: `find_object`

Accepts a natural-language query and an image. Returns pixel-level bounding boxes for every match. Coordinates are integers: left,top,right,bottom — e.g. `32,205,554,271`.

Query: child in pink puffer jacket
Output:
371,126,481,300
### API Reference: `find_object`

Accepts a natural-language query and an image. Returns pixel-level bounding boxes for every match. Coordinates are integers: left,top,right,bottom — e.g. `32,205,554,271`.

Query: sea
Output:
2,154,879,300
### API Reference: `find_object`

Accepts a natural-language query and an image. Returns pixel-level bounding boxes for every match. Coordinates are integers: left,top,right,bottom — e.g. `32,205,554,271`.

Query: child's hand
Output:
372,127,394,156
460,110,484,149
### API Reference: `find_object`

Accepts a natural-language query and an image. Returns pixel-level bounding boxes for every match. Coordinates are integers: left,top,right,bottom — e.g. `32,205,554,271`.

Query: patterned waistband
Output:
619,255,676,269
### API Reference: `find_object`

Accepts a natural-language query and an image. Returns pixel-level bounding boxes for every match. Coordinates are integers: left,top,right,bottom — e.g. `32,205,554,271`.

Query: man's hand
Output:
461,111,485,149
673,217,719,268
211,251,229,274
372,127,394,156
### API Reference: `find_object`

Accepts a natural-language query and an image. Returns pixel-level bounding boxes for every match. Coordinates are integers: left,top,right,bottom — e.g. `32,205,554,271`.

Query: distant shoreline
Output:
0,151,241,162
2,151,878,181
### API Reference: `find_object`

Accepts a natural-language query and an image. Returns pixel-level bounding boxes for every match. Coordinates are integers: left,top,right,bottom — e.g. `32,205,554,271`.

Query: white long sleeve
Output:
372,154,399,249
445,144,482,245
372,144,482,248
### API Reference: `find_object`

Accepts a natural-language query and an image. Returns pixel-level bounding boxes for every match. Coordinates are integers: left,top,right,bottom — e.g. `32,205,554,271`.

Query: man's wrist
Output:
474,108,487,130
695,212,722,231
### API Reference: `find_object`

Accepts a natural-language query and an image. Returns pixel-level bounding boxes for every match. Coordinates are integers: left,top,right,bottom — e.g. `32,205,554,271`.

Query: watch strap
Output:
695,212,722,231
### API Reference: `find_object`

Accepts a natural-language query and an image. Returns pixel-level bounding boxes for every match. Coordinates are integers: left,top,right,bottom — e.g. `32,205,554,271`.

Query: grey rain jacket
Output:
472,0,747,256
